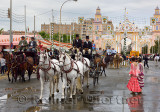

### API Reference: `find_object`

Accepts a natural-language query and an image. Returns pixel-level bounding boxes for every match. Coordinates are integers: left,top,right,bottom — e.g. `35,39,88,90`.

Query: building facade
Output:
41,6,159,54
151,6,160,53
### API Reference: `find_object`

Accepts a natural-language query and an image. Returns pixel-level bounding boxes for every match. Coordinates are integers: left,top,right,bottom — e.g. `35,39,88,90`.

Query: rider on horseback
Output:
111,48,117,56
106,46,112,56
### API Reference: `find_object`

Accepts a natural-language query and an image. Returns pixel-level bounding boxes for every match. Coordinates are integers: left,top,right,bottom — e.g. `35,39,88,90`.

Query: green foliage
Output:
142,45,148,54
150,40,160,54
40,31,76,43
39,31,49,39
0,28,4,34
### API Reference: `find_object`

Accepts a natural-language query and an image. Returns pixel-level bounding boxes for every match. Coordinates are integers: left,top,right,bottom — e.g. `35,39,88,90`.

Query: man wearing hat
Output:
83,36,92,59
18,36,28,52
28,37,37,52
72,34,82,50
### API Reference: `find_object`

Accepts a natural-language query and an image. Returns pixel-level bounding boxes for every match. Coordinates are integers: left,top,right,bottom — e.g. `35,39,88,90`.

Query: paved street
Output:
0,61,160,112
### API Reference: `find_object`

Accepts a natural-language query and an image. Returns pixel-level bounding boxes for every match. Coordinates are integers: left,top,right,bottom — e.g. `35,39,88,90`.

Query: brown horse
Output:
11,53,34,82
3,52,13,82
93,54,113,76
113,54,123,69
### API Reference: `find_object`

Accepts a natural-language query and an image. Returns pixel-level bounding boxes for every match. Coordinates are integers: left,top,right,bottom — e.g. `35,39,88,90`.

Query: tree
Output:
150,40,160,54
142,45,148,54
0,28,4,34
39,31,49,39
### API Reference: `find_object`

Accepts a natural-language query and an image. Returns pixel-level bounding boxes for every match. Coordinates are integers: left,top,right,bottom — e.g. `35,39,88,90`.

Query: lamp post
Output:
59,0,78,50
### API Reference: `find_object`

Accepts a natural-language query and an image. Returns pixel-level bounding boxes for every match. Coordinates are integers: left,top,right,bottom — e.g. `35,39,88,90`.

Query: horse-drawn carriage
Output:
4,51,39,83
14,51,39,65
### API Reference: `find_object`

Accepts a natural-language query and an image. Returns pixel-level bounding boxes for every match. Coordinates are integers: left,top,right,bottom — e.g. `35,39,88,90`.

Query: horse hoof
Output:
56,89,59,93
52,94,54,98
37,99,42,104
73,95,76,99
61,98,65,102
69,98,72,101
49,96,51,100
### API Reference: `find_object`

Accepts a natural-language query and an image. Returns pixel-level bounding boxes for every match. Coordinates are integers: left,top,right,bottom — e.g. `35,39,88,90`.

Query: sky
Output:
0,0,160,32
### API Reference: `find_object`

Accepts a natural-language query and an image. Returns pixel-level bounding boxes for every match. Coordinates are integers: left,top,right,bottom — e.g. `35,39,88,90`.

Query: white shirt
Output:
107,49,112,55
31,41,33,46
1,58,6,66
111,50,117,54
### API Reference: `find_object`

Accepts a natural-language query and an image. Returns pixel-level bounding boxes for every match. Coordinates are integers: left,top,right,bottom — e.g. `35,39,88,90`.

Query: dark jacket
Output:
28,41,37,48
143,56,149,63
83,41,92,50
72,39,82,48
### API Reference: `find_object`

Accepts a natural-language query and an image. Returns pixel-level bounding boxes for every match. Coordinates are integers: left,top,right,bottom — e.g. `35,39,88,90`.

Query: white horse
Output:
38,51,60,103
154,56,159,64
75,51,90,88
59,52,84,99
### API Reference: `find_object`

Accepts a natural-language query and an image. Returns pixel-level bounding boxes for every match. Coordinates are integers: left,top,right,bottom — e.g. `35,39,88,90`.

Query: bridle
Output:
39,52,47,64
59,53,79,74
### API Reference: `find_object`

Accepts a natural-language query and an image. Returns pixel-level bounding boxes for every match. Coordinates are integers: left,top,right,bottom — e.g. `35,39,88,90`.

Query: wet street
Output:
0,61,160,112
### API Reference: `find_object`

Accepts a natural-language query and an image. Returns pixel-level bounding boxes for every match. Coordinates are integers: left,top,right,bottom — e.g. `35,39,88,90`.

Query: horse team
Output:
4,49,124,103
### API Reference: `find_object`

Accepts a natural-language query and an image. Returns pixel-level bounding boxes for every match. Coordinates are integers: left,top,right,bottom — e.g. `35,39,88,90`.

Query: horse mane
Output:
65,53,72,60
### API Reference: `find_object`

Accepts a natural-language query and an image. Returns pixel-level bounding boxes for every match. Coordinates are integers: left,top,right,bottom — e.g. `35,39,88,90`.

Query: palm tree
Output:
0,28,4,34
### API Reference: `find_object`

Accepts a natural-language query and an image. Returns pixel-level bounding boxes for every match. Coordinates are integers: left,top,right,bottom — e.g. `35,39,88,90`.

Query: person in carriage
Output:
72,34,82,52
83,36,92,60
72,34,82,59
28,37,37,52
18,36,28,52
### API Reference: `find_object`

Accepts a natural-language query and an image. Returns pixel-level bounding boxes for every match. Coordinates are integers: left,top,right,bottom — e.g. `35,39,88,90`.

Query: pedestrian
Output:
122,54,126,66
0,56,6,76
127,57,142,95
143,55,149,68
137,58,144,90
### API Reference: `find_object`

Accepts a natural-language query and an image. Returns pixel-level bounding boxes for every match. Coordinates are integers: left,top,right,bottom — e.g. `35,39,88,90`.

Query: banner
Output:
144,26,150,32
150,17,156,25
107,25,111,31
102,16,107,24
78,17,84,24
88,26,92,31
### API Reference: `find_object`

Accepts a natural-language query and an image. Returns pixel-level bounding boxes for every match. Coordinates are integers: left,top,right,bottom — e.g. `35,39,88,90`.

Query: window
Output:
97,18,99,21
96,36,99,40
156,18,158,22
97,26,99,30
156,26,158,30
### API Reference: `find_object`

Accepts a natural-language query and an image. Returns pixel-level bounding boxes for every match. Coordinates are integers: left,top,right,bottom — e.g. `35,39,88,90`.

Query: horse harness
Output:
38,59,59,75
59,53,82,83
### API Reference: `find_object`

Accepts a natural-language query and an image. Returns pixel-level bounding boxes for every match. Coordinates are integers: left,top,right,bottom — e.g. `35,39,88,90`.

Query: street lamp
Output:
59,0,78,50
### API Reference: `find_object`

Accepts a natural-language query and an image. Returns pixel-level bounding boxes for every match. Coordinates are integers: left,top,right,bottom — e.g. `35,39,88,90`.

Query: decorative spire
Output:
95,6,101,15
155,6,159,10
97,6,100,10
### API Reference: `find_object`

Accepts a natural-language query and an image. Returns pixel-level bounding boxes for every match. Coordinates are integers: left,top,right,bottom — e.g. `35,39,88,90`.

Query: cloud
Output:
0,0,159,31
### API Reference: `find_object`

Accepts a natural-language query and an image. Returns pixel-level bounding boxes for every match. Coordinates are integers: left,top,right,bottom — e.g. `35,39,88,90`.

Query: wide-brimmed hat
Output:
76,34,79,37
21,36,25,38
86,36,89,39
